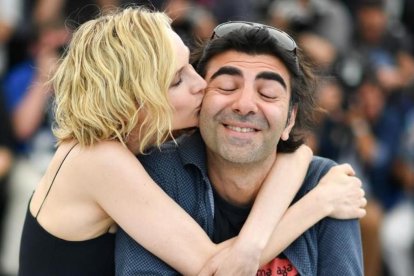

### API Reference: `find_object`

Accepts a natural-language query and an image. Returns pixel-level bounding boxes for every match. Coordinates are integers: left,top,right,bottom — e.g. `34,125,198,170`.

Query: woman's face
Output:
167,30,206,130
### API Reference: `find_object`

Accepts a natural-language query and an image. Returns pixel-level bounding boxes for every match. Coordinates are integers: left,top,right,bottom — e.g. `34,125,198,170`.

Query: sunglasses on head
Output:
211,21,297,55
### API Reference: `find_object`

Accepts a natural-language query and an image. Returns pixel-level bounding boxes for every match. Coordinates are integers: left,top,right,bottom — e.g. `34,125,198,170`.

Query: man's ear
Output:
281,105,297,141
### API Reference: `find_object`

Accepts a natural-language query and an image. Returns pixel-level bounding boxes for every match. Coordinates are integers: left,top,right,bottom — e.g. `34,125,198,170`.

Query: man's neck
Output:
206,151,276,207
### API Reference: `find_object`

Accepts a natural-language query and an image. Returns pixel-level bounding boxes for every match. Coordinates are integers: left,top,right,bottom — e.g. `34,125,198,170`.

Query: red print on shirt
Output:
256,257,299,276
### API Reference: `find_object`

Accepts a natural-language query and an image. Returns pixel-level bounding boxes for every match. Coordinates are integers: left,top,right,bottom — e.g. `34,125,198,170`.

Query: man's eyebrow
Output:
210,66,242,81
256,72,287,90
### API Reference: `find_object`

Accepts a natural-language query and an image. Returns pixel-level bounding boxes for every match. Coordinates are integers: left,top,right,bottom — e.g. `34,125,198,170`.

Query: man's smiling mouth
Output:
224,124,257,133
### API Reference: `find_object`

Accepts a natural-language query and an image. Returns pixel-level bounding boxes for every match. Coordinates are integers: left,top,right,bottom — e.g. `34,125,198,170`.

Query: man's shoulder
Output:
136,131,207,195
297,156,337,196
308,156,337,178
284,157,363,275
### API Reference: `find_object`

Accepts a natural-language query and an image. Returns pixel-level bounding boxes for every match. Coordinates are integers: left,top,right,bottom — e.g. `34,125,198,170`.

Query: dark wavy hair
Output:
192,27,319,152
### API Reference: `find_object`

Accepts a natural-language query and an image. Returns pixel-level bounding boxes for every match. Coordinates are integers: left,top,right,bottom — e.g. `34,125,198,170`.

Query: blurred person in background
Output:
352,0,414,97
267,0,353,55
163,0,216,47
348,75,405,276
306,77,385,276
208,0,257,23
0,0,22,75
296,24,386,276
381,105,414,276
0,20,71,274
33,0,121,27
0,91,14,274
347,76,403,210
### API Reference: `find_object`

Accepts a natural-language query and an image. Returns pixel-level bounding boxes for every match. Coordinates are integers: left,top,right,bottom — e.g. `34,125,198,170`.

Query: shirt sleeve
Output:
312,157,364,275
115,228,178,276
303,157,364,275
316,217,364,275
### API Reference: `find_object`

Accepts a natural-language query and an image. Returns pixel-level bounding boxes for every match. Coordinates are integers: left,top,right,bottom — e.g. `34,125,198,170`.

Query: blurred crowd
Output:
0,0,413,275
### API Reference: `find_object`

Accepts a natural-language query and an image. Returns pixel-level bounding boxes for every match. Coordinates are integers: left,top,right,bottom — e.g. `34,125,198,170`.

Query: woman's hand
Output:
315,163,367,219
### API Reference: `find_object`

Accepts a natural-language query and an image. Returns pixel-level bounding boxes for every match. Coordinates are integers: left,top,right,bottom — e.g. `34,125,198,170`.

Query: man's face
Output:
199,50,296,164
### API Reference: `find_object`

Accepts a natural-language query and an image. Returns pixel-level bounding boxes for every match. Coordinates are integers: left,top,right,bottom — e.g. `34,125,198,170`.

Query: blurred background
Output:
0,0,413,275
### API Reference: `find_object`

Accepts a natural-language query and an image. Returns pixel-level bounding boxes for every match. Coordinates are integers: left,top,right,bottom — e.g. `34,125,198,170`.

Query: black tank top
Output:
19,144,115,275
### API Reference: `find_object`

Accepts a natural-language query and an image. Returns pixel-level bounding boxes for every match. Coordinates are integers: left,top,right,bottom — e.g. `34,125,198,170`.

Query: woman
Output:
19,7,365,275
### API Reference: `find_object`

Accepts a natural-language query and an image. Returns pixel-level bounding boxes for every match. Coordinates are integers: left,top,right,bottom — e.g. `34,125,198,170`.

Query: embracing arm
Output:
198,146,313,275
94,143,364,275
97,143,312,275
238,146,313,253
199,164,366,275
260,163,366,264
90,143,215,275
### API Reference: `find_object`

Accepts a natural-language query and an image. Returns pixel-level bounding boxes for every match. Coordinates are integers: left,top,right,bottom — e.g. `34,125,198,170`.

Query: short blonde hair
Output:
52,7,176,153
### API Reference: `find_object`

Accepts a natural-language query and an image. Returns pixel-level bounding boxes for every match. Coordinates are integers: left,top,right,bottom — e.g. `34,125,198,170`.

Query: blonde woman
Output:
19,7,365,275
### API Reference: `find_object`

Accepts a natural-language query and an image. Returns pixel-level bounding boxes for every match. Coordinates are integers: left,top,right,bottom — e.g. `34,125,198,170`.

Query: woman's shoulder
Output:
73,140,133,160
55,140,148,194
55,140,137,177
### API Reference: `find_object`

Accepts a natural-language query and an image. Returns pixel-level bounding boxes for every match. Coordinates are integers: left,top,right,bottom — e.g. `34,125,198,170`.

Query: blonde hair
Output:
52,7,176,153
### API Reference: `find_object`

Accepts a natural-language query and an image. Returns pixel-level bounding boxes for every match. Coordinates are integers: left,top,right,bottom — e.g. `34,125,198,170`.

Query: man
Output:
116,21,363,275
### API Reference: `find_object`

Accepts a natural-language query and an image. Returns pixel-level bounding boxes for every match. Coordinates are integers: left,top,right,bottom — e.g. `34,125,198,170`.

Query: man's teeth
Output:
226,125,255,133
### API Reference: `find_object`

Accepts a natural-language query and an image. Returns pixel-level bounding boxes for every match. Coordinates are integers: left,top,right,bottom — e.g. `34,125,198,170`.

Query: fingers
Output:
355,177,363,188
355,189,367,218
336,163,356,176
357,208,367,218
360,186,365,197
360,197,368,208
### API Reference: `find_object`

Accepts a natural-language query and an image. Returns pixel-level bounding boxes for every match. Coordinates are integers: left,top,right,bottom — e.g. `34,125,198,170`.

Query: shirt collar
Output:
176,130,208,176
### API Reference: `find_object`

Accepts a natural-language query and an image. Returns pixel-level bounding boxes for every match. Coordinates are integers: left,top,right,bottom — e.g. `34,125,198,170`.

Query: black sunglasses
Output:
211,21,297,55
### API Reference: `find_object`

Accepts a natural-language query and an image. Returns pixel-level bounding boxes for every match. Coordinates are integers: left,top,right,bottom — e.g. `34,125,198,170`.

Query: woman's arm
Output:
199,164,366,275
202,146,313,275
91,142,364,275
92,143,311,275
238,145,313,253
259,163,366,264
88,142,217,275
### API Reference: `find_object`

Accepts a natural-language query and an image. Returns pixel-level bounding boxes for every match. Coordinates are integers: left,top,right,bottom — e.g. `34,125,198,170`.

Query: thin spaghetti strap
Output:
35,143,79,219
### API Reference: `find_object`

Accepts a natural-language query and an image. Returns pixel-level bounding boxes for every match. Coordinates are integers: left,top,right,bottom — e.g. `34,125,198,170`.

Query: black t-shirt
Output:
212,188,252,243
211,186,295,273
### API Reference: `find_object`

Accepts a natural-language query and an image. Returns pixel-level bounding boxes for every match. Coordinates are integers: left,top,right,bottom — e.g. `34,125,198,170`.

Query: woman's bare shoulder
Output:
71,140,135,164
58,140,142,185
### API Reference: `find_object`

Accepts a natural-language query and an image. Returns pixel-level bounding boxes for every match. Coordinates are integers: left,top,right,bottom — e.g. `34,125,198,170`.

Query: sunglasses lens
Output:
214,22,246,38
213,22,296,53
267,29,296,51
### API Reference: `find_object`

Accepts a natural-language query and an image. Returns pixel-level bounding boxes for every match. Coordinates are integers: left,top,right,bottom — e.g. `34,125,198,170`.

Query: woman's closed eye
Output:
171,76,182,87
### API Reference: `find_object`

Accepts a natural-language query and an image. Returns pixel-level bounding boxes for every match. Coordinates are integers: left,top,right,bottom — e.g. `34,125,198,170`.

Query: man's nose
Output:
231,88,258,115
